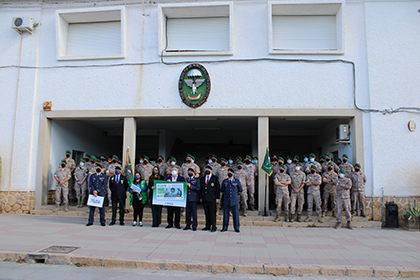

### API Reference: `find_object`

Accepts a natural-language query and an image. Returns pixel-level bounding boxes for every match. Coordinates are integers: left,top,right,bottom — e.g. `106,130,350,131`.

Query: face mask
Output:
66,154,70,158
310,158,315,163
244,160,251,164
287,160,292,164
295,166,300,171
339,173,344,178
153,170,158,174
80,163,84,167
228,160,233,164
85,158,89,162
237,166,242,170
191,160,194,163
273,158,278,162
101,158,105,161
326,158,331,162
157,159,162,163
91,160,95,163
112,160,116,163
171,162,175,166
279,169,284,173
328,167,333,171
311,170,316,174
96,168,101,173
143,161,148,165
319,160,325,163
171,170,178,176
135,176,140,180
343,158,348,163
293,159,298,163
355,168,360,172
61,164,66,168
304,158,308,162
205,170,211,175
208,160,213,164
221,162,226,167
253,160,258,164
115,170,121,175
228,173,233,178
188,173,194,177
278,161,283,165
140,160,144,164
186,159,191,163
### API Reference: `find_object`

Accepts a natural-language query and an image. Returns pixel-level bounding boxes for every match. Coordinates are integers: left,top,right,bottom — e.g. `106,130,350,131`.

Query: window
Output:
56,7,125,60
269,2,344,54
159,3,233,56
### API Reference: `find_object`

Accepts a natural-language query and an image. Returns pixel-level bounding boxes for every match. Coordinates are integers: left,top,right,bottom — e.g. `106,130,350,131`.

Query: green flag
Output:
261,148,273,176
123,147,134,187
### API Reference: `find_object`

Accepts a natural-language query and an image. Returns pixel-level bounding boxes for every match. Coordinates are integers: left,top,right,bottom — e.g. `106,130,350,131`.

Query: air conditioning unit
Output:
12,17,35,34
336,124,350,141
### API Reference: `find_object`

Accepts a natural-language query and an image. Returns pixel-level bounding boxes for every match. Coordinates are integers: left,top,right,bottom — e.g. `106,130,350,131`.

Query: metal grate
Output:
39,246,80,254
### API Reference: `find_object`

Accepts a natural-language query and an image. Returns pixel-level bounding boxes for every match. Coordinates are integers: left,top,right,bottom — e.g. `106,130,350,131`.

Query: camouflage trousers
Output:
240,188,248,210
307,192,322,216
247,182,255,207
75,181,88,205
322,186,336,212
351,190,365,212
290,191,305,215
55,185,68,206
275,187,289,215
336,196,351,223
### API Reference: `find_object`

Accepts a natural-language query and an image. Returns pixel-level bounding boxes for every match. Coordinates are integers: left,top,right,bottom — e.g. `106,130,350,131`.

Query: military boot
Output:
347,221,353,230
297,214,302,222
243,209,248,217
318,216,324,223
304,216,312,222
53,205,59,212
332,211,336,217
351,210,355,216
321,211,326,218
361,210,366,217
249,205,255,211
274,214,280,222
334,222,342,229
64,205,69,212
289,213,294,222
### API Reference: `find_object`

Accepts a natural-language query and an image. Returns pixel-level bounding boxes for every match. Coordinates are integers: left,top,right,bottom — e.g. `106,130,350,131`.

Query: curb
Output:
1,251,420,277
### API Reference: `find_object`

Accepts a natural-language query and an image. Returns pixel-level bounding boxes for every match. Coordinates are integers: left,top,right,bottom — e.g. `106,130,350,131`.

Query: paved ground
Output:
0,214,419,277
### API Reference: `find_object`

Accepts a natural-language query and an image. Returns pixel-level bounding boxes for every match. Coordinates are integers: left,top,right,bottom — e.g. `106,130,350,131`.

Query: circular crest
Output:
178,64,211,108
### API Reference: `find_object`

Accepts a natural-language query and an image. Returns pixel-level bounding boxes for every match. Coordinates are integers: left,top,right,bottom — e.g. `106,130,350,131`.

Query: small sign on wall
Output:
43,101,52,111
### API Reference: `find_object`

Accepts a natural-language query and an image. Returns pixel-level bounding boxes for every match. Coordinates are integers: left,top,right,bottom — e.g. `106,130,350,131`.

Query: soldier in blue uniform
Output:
221,168,243,233
184,168,201,231
86,164,107,226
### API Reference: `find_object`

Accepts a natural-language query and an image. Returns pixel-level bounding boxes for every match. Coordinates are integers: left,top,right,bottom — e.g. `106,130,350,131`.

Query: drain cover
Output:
39,246,79,254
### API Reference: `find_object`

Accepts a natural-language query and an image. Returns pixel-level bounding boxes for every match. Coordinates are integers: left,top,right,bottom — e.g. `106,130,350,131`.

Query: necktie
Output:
116,176,119,184
206,176,209,186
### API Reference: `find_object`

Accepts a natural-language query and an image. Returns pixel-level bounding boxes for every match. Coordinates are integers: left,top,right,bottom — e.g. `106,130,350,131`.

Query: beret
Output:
187,154,195,161
80,159,85,163
296,162,303,166
278,157,284,161
325,153,332,158
212,155,218,159
311,165,317,169
339,169,346,174
221,158,227,162
303,154,308,158
171,156,177,162
85,154,90,158
309,153,316,158
246,155,252,160
158,155,164,159
355,163,361,168
343,154,349,159
287,156,292,159
237,161,243,165
253,156,258,159
328,162,334,166
61,159,67,163
101,154,106,158
279,164,285,169
144,155,149,160
294,155,300,160
113,155,119,160
66,150,71,154
188,168,195,173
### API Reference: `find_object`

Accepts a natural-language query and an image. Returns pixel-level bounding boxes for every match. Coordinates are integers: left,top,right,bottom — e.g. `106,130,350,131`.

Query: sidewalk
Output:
0,214,419,277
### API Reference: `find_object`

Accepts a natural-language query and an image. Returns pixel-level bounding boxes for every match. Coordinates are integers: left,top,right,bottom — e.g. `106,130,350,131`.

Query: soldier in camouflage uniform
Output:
135,156,144,177
349,163,367,217
166,157,181,177
274,164,291,222
289,162,306,222
234,161,250,216
181,154,201,178
304,153,322,174
334,169,353,229
106,155,121,207
210,155,221,178
84,154,92,172
285,156,295,175
53,160,71,212
154,155,166,177
339,154,354,177
74,159,89,207
100,154,109,173
141,156,154,185
322,153,340,173
322,162,338,217
62,150,76,205
304,165,323,223
243,155,256,210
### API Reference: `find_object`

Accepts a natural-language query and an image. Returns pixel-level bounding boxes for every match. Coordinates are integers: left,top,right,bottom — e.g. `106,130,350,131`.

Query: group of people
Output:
54,150,366,230
271,153,366,229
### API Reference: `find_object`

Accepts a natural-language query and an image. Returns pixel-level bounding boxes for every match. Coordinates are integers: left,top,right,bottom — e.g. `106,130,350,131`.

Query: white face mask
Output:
310,158,315,163
171,162,175,166
287,160,292,164
80,163,84,166
172,170,178,176
295,166,300,171
208,160,213,164
339,173,344,178
140,160,144,164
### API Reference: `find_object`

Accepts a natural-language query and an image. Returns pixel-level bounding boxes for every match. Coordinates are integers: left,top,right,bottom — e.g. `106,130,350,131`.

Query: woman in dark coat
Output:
149,166,164,227
129,172,147,227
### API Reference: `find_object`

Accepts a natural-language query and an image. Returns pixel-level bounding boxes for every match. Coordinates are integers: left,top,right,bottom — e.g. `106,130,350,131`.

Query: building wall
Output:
0,0,419,214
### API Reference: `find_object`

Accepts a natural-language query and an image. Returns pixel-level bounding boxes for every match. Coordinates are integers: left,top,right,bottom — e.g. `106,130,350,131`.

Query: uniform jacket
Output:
200,174,220,202
186,176,201,202
349,171,367,192
334,177,352,199
221,178,243,207
109,174,129,200
89,172,107,196
305,173,322,194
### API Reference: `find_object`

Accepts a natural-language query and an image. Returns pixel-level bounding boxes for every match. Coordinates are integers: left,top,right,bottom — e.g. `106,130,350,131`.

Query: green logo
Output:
178,64,211,108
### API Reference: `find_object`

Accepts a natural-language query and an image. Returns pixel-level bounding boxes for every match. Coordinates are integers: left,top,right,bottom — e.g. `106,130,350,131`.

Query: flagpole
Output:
264,174,268,216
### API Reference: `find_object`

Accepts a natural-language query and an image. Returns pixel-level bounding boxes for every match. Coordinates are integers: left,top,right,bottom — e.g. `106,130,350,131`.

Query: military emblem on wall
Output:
178,64,211,108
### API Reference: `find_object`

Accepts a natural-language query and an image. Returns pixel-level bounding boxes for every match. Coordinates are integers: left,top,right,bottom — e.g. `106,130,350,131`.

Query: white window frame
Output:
56,6,126,61
268,1,344,55
158,2,233,56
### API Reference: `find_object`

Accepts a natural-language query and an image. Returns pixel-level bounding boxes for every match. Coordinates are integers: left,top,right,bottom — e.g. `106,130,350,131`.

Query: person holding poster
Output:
184,168,201,231
86,164,107,227
129,172,148,227
165,167,185,229
149,166,164,227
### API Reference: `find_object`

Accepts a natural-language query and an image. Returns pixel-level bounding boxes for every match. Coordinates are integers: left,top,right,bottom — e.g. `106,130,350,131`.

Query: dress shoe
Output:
235,229,240,233
221,229,227,232
152,225,157,227
202,227,210,231
109,222,115,226
86,223,93,226
211,228,216,232
192,227,197,231
139,221,143,227
183,226,191,230
175,226,181,229
101,223,106,227
165,225,173,229
120,222,125,226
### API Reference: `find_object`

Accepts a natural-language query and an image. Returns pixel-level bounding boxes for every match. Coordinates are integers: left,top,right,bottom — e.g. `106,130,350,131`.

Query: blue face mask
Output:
304,158,308,162
310,158,315,163
339,173,344,178
80,163,84,166
228,160,233,164
253,160,257,164
115,170,121,175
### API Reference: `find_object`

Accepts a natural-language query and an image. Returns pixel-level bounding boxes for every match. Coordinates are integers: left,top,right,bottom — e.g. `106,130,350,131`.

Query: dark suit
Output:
88,172,107,224
109,174,128,224
221,178,243,231
200,174,220,230
166,175,185,228
185,176,201,229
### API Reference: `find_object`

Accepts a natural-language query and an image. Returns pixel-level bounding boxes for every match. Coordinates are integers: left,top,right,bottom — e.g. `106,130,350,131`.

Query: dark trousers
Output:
223,205,240,231
132,195,145,222
111,199,125,223
167,206,180,227
203,201,217,229
151,204,162,226
185,201,198,228
88,206,105,224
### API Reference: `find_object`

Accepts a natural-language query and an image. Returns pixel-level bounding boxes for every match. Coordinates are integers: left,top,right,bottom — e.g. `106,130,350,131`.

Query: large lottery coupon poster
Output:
152,180,187,207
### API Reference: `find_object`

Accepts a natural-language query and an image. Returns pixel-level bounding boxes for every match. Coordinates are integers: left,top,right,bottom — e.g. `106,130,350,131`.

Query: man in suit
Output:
86,164,107,226
109,166,128,226
221,168,243,233
166,167,185,229
184,168,201,231
200,165,220,232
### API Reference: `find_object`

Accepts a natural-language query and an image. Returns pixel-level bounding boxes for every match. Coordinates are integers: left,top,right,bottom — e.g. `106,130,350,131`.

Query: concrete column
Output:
258,117,269,213
158,129,166,158
35,115,52,209
351,114,364,170
122,117,137,210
